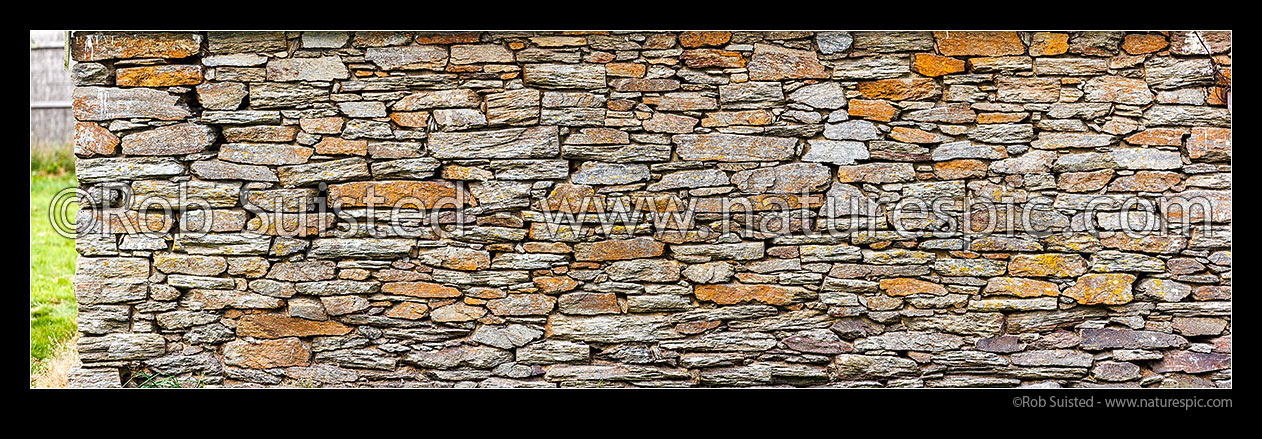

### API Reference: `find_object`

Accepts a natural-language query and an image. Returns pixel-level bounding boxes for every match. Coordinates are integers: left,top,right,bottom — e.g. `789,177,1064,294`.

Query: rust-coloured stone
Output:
889,126,941,144
415,32,481,45
1099,233,1187,254
574,237,665,261
912,53,965,77
245,212,335,237
1122,33,1169,55
748,43,829,81
1109,171,1182,192
934,31,1026,57
486,293,557,316
115,65,203,87
1057,169,1114,192
223,337,310,369
675,320,721,335
606,62,647,77
301,117,346,134
236,314,354,338
390,111,429,128
879,278,948,296
315,137,369,155
857,78,941,101
678,31,732,48
327,181,476,208
934,160,988,179
534,276,580,294
558,292,621,315
72,32,201,62
983,277,1060,298
848,99,899,121
1125,128,1187,146
681,49,746,68
1063,273,1136,305
74,122,119,157
1008,254,1089,278
382,281,462,298
694,283,813,305
1186,127,1231,161
385,302,430,320
976,113,1028,124
1029,32,1069,56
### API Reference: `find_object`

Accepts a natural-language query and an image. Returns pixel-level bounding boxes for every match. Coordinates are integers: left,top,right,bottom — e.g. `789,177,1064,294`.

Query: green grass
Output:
31,145,76,176
30,169,78,376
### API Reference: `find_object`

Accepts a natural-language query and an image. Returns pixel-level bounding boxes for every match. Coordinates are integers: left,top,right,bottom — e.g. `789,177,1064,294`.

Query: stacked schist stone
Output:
67,31,1231,388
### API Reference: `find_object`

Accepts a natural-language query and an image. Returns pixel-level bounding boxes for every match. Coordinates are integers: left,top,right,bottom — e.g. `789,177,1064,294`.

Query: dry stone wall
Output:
68,31,1231,388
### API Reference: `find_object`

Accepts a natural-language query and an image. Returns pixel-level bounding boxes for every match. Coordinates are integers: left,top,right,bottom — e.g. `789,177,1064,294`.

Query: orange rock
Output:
74,122,119,156
1186,127,1231,161
1125,128,1187,146
934,31,1026,56
1099,233,1187,254
748,43,829,81
390,111,429,128
245,212,335,237
446,64,481,73
236,314,354,338
385,302,430,320
300,117,345,134
574,237,664,261
328,181,476,208
857,78,941,100
486,293,556,316
983,277,1060,297
700,110,775,127
72,32,201,62
558,292,620,314
544,183,601,214
115,65,203,87
680,49,746,68
678,31,732,48
1008,254,1089,278
1029,32,1069,56
586,51,616,63
879,278,948,296
643,34,677,49
1122,33,1169,55
223,337,310,369
314,137,369,155
912,53,965,77
1063,273,1135,305
977,113,1028,124
414,32,481,45
534,275,580,294
889,126,940,143
1057,169,1114,192
382,281,462,298
934,160,988,179
606,62,647,77
675,320,720,335
1109,171,1182,192
694,283,814,305
848,99,899,122
523,242,573,254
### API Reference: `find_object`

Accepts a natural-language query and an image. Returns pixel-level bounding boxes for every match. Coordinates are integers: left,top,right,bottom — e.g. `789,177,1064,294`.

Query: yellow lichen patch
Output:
1008,254,1089,278
1063,273,1136,305
879,278,948,296
983,277,1060,298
